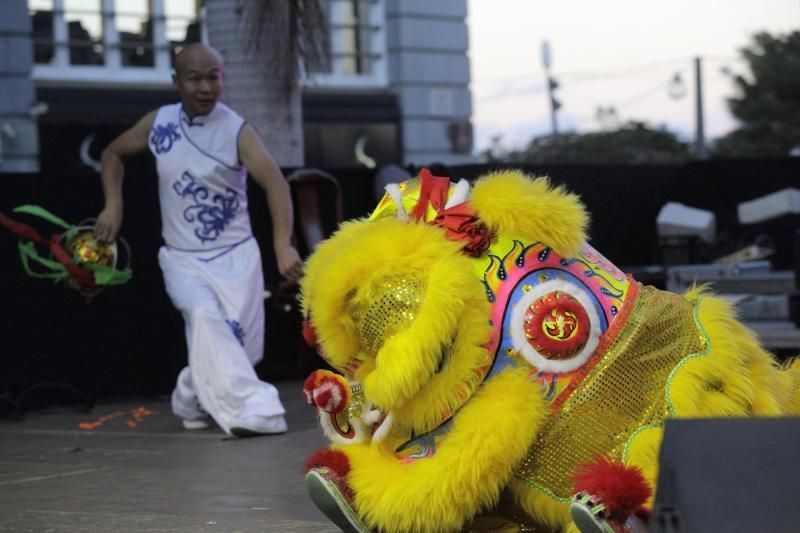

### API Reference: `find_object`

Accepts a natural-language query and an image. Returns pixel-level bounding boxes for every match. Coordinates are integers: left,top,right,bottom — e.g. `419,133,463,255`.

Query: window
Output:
116,0,152,67
30,0,56,64
65,0,105,65
304,0,387,88
29,0,204,85
165,0,203,65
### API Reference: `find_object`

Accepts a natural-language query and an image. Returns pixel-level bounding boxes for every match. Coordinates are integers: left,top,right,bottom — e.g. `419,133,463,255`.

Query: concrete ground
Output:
0,381,339,533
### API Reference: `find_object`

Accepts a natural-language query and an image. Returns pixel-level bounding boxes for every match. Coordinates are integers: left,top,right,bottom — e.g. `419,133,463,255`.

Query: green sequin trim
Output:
664,296,712,418
512,472,572,504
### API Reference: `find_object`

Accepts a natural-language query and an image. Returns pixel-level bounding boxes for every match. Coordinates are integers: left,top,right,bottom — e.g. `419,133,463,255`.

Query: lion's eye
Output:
347,277,426,356
510,279,601,374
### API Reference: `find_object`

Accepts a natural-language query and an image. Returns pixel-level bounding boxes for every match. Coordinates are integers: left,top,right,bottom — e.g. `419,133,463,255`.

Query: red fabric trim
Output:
0,210,45,242
410,168,451,220
409,169,494,256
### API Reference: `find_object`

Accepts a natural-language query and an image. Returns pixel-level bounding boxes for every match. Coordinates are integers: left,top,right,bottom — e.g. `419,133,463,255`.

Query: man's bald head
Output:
173,43,224,117
174,43,224,77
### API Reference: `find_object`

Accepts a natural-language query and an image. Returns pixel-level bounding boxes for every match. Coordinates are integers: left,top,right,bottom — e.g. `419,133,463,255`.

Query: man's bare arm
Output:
238,123,303,282
95,111,155,242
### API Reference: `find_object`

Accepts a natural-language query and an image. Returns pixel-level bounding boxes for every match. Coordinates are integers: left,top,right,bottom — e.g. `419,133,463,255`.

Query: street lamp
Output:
668,72,687,99
595,106,620,130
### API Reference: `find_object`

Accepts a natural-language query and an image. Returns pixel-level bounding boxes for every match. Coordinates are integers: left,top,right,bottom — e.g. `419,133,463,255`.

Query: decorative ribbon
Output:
410,168,452,221
410,168,493,257
0,205,131,299
0,208,97,290
0,210,46,242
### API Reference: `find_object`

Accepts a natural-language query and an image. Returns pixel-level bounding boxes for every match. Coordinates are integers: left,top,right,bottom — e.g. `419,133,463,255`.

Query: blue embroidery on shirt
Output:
226,319,246,346
173,171,208,201
150,122,181,154
172,171,239,243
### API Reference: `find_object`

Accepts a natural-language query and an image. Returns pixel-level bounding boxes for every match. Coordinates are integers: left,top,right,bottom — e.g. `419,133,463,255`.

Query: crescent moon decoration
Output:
354,135,377,169
80,133,101,173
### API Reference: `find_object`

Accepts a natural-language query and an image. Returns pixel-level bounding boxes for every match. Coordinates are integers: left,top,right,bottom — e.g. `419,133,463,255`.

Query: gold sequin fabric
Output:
332,384,366,435
347,278,426,357
515,284,707,502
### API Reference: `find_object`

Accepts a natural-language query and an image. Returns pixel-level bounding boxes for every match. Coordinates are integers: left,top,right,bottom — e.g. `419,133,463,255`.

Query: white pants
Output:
158,239,285,433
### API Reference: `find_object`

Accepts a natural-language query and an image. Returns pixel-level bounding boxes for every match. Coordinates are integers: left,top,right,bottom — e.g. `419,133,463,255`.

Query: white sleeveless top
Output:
148,102,252,259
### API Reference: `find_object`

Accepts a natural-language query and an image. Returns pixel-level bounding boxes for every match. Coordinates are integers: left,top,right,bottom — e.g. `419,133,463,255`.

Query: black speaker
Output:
651,417,800,533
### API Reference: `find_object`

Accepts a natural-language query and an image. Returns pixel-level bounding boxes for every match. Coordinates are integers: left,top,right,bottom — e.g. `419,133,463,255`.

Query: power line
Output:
559,57,691,84
473,56,688,85
473,54,744,86
476,83,547,103
616,79,676,109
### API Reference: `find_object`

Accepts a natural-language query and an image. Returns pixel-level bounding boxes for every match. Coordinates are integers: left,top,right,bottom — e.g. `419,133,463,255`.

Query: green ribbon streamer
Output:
11,204,132,287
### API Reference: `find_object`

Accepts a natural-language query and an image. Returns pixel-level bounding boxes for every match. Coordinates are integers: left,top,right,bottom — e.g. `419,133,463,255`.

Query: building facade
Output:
0,0,474,174
0,1,41,172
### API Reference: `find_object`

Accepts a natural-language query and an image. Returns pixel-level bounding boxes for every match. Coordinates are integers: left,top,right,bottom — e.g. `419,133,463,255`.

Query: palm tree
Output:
204,0,328,166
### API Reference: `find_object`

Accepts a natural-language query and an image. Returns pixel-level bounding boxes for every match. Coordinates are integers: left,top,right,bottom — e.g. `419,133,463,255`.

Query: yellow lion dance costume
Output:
299,169,800,533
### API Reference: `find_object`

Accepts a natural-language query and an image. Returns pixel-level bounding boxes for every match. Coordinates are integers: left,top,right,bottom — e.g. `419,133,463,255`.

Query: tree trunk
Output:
205,0,305,167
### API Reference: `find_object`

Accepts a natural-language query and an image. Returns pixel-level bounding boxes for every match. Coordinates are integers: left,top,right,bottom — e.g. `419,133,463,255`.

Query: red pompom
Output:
302,370,350,412
304,448,350,477
573,456,651,519
314,377,348,413
302,319,317,347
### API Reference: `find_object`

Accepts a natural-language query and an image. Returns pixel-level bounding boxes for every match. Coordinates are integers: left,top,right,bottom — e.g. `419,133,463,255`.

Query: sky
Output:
467,0,800,153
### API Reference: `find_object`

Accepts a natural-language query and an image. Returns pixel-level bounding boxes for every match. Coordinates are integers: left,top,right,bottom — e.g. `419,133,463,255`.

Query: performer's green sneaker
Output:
305,467,370,533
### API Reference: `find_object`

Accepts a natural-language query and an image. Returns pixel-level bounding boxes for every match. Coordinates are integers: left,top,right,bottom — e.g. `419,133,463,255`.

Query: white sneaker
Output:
182,418,211,430
230,415,287,437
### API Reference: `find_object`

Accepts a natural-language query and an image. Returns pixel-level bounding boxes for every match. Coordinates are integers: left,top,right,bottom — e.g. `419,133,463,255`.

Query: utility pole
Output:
694,56,707,158
541,40,560,137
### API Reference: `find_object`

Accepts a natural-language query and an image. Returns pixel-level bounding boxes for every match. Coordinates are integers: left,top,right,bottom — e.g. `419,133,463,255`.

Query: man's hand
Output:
275,243,304,282
94,204,123,243
95,110,154,243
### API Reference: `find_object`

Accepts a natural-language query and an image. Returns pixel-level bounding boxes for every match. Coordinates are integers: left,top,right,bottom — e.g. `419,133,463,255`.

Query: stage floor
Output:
0,380,338,532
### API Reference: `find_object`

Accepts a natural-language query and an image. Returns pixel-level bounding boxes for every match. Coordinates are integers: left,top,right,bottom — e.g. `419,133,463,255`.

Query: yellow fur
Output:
301,217,498,431
300,219,376,367
623,427,663,509
301,218,464,372
470,170,588,257
391,298,493,434
669,287,799,418
340,369,545,533
360,251,484,411
784,357,800,413
510,476,572,531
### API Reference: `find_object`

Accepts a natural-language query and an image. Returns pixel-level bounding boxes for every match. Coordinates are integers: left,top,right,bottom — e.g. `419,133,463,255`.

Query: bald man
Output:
95,43,301,437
